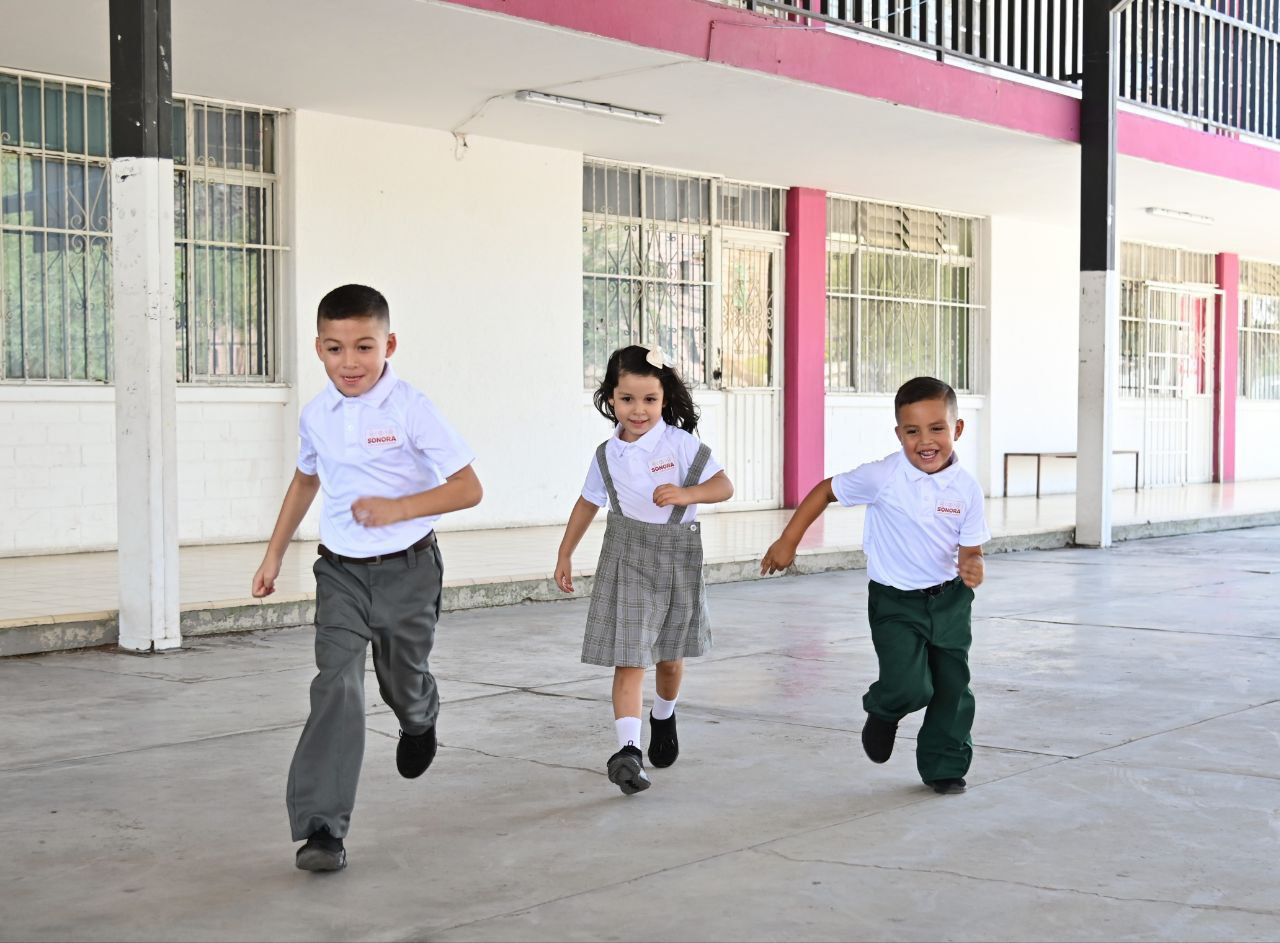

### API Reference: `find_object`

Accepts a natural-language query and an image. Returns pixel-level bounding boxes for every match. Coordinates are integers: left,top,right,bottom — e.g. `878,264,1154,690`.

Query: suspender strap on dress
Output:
666,442,712,524
594,440,714,523
595,441,624,515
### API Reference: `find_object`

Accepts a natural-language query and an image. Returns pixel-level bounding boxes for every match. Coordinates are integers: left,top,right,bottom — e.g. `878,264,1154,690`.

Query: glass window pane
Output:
86,163,109,231
22,233,45,377
65,87,85,155
1,153,19,226
171,103,186,165
21,80,42,147
224,110,243,170
1,74,21,146
86,89,107,157
3,231,22,378
43,233,67,378
43,85,64,152
45,160,67,229
86,235,111,381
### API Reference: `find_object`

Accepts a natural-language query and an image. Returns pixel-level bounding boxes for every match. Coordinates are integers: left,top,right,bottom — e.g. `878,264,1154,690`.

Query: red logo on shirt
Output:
650,457,676,474
936,504,962,515
366,431,399,446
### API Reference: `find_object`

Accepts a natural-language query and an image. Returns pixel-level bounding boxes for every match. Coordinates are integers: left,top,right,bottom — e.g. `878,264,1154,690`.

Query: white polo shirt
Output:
831,450,990,591
297,363,474,557
581,419,723,524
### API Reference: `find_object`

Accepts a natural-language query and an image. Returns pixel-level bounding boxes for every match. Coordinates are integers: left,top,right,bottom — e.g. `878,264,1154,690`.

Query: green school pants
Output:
863,578,975,783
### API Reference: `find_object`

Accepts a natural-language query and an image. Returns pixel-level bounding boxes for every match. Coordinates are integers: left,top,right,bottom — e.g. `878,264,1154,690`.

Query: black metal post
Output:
109,0,173,159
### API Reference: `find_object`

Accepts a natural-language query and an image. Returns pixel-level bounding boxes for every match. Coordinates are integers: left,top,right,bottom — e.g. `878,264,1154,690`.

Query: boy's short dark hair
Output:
894,376,957,421
317,284,390,331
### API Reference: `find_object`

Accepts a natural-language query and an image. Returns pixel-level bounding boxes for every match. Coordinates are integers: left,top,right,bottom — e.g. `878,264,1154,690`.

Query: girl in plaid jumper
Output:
555,345,734,795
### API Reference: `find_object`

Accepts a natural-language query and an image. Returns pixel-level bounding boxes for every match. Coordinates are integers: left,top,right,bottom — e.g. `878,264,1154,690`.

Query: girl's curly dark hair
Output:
592,345,700,434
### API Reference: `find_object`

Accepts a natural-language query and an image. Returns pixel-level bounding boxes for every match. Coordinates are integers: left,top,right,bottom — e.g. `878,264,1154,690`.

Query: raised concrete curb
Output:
0,515,1269,657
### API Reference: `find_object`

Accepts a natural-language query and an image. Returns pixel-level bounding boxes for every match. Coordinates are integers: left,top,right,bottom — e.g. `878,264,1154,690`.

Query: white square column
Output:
111,156,180,651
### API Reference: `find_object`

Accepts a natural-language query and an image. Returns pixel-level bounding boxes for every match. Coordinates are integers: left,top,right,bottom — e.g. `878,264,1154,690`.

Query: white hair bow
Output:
645,346,671,369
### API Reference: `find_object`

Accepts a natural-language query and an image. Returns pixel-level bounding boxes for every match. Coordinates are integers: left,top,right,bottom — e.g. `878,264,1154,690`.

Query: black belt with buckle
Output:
919,576,962,597
318,531,436,566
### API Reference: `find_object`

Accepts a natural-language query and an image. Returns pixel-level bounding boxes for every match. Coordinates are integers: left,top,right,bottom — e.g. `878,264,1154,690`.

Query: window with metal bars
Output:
0,68,285,383
825,196,982,394
1119,242,1217,398
1241,259,1280,400
582,161,712,389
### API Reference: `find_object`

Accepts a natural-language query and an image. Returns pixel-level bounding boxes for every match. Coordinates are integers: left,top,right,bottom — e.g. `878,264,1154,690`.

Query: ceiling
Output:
2,0,1276,258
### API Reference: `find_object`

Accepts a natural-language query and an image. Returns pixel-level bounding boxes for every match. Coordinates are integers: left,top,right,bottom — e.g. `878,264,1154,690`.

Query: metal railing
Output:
724,0,1280,143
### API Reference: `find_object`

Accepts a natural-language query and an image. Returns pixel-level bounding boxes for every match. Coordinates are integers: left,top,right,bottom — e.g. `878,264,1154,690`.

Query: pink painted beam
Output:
442,0,1280,193
784,187,827,507
1214,253,1239,483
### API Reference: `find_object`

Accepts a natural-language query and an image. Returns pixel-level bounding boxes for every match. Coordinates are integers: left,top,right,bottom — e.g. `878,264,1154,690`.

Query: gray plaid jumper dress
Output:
580,439,714,668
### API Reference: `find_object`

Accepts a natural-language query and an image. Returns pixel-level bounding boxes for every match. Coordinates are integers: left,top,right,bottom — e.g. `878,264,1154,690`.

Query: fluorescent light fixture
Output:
514,90,664,126
1145,206,1215,225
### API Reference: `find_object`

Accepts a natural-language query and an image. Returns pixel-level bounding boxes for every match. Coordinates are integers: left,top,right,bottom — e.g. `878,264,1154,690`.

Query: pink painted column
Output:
783,188,827,507
1213,253,1239,483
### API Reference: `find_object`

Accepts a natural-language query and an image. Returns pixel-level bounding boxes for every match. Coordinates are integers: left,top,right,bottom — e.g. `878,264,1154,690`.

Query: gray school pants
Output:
286,537,443,841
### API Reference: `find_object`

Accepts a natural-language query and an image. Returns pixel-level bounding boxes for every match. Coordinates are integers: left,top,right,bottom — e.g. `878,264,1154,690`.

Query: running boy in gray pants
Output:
252,284,482,872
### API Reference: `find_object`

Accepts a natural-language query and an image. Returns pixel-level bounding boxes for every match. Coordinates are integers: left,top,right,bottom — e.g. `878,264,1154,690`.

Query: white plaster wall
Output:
289,111,585,533
825,394,985,483
1237,400,1280,480
984,215,1082,497
0,387,290,555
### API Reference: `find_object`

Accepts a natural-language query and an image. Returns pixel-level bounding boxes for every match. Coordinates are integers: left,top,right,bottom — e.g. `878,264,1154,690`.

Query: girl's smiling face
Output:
610,371,664,442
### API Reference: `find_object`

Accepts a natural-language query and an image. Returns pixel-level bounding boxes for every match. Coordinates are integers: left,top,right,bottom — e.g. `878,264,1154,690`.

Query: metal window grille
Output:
1119,242,1217,397
0,67,285,383
174,97,284,382
582,160,713,389
825,196,982,393
1240,258,1280,400
0,71,112,381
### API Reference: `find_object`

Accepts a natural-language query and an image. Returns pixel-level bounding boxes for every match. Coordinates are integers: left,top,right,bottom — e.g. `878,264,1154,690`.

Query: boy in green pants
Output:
761,377,989,794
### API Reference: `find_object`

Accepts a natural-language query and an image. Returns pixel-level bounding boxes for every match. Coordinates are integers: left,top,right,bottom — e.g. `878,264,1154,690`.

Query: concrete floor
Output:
3,527,1279,942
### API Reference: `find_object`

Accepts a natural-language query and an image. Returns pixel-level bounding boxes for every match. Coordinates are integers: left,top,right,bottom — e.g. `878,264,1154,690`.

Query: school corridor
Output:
2,524,1277,942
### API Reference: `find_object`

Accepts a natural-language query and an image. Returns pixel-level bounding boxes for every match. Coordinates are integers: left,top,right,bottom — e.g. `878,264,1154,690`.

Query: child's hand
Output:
652,484,690,508
760,539,798,575
554,557,575,594
351,496,404,528
252,558,280,598
959,553,985,588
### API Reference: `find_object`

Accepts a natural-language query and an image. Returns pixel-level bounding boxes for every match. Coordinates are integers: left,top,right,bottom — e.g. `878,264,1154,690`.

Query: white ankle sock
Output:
652,693,678,721
615,716,642,750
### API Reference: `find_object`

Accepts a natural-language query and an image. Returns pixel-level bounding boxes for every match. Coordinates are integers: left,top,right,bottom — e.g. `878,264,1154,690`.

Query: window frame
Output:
824,195,984,395
0,66,287,385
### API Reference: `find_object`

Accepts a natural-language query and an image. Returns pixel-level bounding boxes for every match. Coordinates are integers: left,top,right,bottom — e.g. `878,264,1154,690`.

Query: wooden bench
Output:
1003,450,1140,498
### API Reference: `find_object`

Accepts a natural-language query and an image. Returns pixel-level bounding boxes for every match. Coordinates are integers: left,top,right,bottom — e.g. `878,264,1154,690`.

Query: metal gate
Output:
717,234,783,509
1138,285,1216,487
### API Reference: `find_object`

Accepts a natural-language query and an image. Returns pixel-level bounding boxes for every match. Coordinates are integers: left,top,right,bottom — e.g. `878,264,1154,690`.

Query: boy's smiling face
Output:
315,315,396,398
895,396,964,474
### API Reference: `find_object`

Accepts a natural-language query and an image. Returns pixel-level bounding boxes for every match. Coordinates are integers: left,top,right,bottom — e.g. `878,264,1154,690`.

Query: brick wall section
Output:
0,398,292,556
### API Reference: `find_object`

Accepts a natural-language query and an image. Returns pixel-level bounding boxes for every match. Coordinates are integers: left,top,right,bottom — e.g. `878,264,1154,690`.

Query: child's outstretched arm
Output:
760,478,837,575
554,496,601,594
653,469,734,508
351,465,483,527
958,545,985,588
252,469,321,598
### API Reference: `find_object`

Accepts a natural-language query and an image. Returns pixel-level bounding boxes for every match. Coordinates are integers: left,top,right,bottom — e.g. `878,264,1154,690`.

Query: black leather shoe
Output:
607,744,651,795
861,713,898,764
647,711,679,768
928,777,967,795
295,827,347,872
396,726,437,779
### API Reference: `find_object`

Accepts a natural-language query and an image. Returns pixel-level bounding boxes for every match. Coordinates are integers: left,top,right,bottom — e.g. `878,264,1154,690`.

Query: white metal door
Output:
1140,286,1215,487
717,234,783,509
